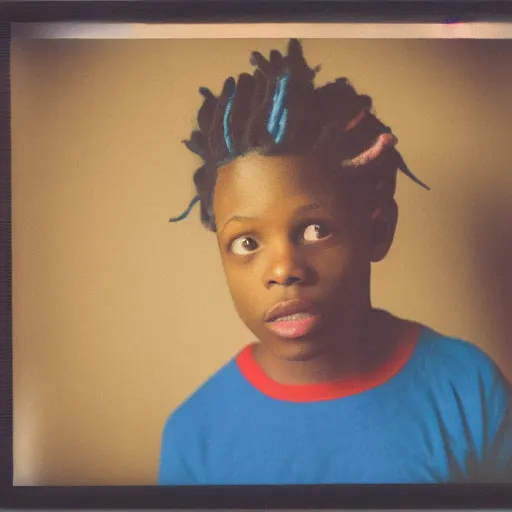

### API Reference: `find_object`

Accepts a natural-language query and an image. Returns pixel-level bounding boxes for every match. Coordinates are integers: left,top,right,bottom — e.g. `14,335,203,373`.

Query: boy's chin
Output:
262,337,327,363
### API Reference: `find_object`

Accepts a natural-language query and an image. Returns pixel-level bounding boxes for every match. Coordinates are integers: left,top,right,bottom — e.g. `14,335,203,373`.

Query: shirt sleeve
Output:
478,362,512,482
158,415,197,485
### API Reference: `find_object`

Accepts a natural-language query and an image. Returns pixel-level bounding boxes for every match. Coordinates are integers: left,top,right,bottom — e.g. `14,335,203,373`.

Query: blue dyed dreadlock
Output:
170,39,429,232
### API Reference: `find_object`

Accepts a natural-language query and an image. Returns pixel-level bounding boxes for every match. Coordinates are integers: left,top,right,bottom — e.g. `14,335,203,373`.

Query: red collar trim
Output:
236,321,419,402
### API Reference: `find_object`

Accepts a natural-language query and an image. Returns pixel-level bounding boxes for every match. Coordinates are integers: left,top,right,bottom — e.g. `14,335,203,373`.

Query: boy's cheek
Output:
311,245,358,280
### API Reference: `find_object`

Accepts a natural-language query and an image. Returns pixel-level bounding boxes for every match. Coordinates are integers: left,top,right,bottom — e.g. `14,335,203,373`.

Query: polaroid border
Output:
3,484,512,509
0,1,512,24
2,1,512,509
0,19,12,492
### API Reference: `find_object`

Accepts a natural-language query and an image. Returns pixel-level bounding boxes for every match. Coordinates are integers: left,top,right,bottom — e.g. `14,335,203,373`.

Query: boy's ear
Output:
370,200,398,263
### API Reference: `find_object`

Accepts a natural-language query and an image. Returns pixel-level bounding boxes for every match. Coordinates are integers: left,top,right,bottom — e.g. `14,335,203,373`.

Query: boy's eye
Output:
230,236,259,256
302,223,332,242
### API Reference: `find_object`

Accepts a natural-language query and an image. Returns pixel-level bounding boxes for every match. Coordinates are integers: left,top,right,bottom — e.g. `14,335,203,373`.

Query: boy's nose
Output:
262,243,308,289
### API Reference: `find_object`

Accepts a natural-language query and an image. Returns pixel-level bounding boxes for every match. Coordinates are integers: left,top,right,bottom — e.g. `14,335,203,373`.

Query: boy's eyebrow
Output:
221,215,255,231
221,202,324,231
294,203,324,216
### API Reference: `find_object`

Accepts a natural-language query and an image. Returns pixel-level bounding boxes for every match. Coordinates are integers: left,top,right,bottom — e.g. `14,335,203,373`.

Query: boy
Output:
160,39,512,484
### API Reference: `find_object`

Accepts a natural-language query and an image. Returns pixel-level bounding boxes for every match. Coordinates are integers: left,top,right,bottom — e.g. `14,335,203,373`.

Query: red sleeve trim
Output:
236,320,419,402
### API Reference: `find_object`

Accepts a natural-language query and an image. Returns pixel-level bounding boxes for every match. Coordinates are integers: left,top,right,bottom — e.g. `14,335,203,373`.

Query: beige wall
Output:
11,38,512,485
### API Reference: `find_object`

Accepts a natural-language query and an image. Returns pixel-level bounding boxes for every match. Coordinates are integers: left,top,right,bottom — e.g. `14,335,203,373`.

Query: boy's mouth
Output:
264,299,320,339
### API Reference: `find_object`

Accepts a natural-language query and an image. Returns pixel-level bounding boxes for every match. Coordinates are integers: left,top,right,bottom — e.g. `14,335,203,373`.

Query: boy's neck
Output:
252,308,403,386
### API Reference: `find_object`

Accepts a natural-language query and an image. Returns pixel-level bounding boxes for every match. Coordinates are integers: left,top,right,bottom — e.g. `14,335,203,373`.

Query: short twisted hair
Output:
170,39,428,231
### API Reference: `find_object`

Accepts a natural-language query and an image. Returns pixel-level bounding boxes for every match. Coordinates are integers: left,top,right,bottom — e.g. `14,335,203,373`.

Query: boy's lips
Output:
264,299,320,339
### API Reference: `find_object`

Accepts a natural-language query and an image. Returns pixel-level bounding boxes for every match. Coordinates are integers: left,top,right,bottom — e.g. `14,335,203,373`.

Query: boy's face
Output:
213,152,394,363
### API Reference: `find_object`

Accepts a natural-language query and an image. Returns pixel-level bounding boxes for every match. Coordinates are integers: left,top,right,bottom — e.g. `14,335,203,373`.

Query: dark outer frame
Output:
1,1,512,23
2,0,512,509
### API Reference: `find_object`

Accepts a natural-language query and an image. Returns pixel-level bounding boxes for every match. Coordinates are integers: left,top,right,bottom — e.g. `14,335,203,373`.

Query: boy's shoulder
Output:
162,352,245,433
417,323,499,372
412,321,510,400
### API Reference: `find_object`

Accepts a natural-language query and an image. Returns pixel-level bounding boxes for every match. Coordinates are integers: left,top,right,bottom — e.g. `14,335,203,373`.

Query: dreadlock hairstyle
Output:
170,39,429,232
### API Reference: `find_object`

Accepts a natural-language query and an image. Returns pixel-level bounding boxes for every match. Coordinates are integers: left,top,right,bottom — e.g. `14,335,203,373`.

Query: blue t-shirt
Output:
158,319,512,484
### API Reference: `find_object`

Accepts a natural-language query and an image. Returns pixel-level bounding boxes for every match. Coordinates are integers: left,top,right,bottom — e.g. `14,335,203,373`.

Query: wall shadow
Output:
468,186,512,379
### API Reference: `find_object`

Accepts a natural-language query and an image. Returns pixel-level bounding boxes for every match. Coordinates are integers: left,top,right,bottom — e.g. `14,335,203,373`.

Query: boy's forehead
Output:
216,153,338,199
213,153,351,223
